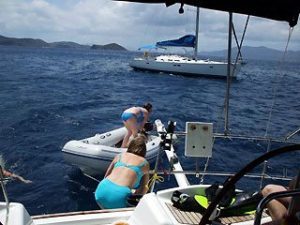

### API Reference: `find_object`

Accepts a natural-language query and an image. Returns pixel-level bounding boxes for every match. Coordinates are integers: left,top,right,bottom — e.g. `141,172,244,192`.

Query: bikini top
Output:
114,154,147,189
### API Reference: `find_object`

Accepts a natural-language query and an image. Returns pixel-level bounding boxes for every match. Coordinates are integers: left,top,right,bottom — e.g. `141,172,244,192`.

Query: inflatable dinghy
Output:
62,120,163,175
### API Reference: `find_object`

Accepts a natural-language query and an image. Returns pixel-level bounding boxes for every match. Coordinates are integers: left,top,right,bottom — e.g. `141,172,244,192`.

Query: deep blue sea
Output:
0,46,299,216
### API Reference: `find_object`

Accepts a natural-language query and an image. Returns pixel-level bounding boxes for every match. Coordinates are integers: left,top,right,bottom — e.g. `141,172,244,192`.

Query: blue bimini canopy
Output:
156,35,196,48
138,44,158,50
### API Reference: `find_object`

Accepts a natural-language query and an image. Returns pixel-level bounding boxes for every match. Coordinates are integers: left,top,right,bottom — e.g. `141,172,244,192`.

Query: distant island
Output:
201,46,300,63
0,35,127,51
91,43,126,51
1,34,299,62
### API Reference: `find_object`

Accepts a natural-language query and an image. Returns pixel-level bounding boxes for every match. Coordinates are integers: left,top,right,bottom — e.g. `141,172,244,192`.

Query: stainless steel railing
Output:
0,165,10,215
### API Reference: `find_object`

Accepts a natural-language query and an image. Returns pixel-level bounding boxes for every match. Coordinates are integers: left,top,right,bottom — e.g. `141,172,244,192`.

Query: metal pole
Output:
0,166,10,216
194,7,200,60
254,190,300,225
224,12,233,135
285,127,300,140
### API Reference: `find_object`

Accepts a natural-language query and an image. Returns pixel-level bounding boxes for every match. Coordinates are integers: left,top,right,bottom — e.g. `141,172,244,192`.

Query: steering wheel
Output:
199,144,300,225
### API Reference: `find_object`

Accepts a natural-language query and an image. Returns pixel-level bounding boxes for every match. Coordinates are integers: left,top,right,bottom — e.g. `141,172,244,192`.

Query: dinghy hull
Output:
62,127,161,175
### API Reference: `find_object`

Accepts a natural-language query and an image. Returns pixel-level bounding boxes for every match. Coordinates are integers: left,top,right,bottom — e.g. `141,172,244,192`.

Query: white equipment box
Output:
185,122,213,157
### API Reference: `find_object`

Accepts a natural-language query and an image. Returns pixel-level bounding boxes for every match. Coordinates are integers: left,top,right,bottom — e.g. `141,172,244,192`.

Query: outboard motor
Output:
144,121,154,132
160,121,176,151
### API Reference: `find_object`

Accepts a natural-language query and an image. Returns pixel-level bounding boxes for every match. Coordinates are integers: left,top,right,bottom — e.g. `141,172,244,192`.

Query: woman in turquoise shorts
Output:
121,103,152,148
94,136,150,209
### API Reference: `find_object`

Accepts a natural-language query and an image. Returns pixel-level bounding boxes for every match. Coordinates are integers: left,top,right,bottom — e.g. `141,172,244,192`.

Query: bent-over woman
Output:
121,103,152,148
95,136,150,209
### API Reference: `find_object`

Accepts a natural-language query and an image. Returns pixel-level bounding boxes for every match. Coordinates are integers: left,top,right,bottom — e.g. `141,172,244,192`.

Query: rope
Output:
146,172,164,191
200,157,210,184
264,27,294,138
0,166,10,215
83,173,100,183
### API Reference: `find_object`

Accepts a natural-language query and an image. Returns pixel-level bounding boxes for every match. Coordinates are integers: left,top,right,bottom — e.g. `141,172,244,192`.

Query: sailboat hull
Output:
130,55,241,78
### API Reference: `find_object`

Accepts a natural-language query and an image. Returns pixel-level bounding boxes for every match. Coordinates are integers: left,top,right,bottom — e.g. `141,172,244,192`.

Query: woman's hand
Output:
12,174,33,184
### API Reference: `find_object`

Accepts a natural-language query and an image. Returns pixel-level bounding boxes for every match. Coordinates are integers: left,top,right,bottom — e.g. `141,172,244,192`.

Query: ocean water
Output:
0,46,299,215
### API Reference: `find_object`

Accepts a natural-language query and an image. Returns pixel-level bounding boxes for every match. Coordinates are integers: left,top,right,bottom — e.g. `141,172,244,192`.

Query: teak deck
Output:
166,203,269,224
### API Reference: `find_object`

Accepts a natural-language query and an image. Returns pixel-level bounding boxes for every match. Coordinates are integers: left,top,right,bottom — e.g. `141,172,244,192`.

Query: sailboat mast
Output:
224,12,233,135
194,7,200,60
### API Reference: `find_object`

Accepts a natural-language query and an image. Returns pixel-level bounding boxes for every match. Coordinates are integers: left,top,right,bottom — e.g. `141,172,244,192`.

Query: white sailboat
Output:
129,7,241,78
1,1,300,225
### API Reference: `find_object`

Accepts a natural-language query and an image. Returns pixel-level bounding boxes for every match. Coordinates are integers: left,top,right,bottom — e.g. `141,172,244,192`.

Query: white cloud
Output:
0,0,299,51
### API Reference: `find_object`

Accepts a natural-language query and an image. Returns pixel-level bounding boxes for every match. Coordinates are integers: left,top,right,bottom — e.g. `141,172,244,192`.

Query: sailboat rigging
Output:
1,1,299,225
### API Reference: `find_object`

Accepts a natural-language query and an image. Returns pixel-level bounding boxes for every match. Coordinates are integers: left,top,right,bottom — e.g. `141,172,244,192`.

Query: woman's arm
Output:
104,155,118,178
12,174,32,183
134,163,150,195
2,169,32,184
2,169,12,177
140,110,149,132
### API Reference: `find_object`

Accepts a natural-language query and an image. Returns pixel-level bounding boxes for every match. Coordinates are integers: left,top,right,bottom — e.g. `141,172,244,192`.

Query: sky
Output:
0,0,299,52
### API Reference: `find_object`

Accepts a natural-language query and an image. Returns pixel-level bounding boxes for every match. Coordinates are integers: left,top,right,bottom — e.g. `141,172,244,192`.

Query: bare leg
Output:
121,118,138,148
261,184,290,223
121,129,131,148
